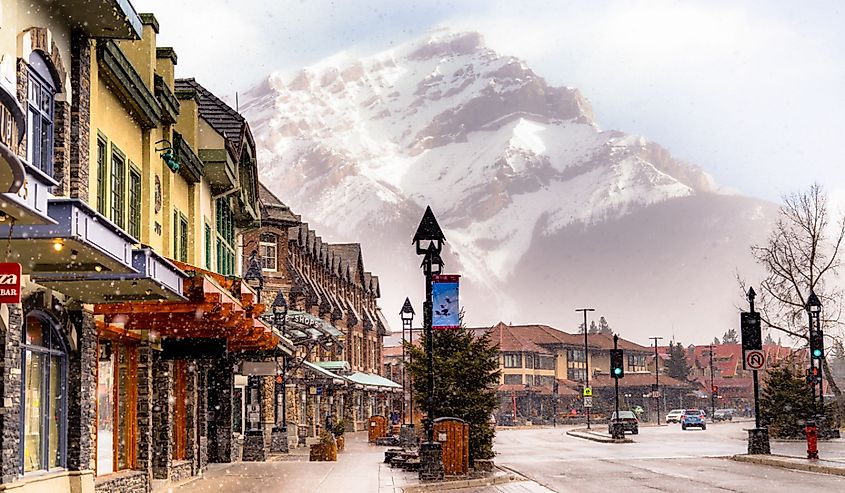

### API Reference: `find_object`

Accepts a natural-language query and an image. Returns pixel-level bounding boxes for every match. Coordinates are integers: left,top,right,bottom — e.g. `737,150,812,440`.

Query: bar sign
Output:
0,263,21,304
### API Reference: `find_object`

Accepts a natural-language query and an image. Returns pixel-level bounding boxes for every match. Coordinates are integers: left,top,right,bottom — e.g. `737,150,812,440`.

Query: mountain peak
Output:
407,31,486,61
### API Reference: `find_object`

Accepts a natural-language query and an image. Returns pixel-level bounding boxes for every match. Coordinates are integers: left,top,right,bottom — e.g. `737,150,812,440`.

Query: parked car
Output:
609,410,639,435
713,409,734,422
666,409,685,423
681,409,707,430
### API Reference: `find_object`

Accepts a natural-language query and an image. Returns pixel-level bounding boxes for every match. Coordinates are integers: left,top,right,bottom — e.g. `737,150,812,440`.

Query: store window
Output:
97,339,137,475
20,312,67,473
26,52,56,176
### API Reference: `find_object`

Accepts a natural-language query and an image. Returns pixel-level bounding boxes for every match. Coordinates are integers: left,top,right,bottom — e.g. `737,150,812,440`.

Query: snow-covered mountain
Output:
242,30,777,344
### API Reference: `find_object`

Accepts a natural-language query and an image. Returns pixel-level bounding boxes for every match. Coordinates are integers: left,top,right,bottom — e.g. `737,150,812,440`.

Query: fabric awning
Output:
344,372,402,392
303,361,347,386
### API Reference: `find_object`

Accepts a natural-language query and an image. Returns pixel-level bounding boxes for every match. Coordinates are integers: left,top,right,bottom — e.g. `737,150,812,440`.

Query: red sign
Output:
0,263,21,304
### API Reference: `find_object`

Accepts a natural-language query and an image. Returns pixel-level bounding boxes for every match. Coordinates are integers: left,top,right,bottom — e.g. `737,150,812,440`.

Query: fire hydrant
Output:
806,421,819,460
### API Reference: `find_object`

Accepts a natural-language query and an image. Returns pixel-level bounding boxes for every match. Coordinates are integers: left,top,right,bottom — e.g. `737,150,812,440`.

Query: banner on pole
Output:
432,274,460,329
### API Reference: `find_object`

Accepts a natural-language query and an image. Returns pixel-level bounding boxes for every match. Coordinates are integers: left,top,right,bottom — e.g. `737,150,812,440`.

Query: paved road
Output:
487,421,845,493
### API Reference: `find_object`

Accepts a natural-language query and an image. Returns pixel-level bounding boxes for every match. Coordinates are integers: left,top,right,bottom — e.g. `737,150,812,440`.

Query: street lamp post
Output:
272,291,289,437
413,206,446,481
575,308,595,429
243,250,265,303
400,298,415,426
650,336,664,425
708,344,716,419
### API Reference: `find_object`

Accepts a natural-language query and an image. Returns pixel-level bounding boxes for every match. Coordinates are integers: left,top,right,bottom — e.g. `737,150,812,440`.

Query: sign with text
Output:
432,274,460,329
0,263,21,304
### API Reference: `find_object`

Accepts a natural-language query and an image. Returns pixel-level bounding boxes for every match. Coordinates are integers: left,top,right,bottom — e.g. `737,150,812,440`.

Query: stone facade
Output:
94,470,149,493
66,308,97,472
0,305,22,484
135,344,154,477
68,31,90,200
152,356,173,479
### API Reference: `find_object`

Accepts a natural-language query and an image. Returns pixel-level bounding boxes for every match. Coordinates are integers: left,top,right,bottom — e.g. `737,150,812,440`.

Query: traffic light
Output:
610,349,624,379
810,330,824,359
807,367,821,384
711,385,719,395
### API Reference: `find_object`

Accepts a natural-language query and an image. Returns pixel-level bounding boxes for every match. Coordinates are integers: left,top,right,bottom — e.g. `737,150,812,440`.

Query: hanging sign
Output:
0,263,21,304
432,274,460,329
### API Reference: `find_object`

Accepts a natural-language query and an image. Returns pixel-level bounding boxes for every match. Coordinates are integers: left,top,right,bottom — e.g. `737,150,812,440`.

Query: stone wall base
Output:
94,470,149,493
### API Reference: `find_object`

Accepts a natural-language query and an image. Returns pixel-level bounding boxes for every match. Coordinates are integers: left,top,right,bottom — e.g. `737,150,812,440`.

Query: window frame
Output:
19,311,68,475
503,374,522,385
96,133,109,215
259,233,277,272
26,54,56,176
127,165,141,240
110,145,126,230
627,353,647,373
503,352,522,368
215,198,235,275
95,336,139,476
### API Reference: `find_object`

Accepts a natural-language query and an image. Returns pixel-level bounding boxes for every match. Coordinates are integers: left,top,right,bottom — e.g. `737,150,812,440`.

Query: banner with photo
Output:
432,274,460,329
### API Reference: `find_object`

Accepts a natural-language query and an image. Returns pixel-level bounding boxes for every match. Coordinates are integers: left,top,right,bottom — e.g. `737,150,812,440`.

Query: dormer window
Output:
260,232,277,272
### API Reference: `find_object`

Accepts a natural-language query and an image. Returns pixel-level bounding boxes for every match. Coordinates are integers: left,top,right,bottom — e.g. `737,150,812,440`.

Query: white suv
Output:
666,409,685,423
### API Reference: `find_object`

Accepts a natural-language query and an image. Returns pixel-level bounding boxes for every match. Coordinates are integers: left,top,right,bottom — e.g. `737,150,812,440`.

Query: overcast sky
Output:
136,0,845,204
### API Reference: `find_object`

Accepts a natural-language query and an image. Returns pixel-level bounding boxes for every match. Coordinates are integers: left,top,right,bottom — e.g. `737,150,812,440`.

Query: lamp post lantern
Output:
575,308,595,429
413,206,445,481
243,250,265,303
400,298,415,426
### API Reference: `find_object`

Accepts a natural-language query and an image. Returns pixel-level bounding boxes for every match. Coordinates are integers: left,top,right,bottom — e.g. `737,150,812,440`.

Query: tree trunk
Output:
822,358,845,427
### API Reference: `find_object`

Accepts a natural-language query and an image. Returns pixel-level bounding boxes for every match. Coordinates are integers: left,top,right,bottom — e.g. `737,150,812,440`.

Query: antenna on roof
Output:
235,92,239,112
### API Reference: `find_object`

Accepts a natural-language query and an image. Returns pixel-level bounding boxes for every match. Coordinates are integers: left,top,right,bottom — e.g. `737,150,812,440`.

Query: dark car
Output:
681,409,706,430
609,410,639,435
713,409,734,422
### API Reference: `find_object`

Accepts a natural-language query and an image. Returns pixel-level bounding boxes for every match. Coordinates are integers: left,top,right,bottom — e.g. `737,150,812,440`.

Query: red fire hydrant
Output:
806,422,819,460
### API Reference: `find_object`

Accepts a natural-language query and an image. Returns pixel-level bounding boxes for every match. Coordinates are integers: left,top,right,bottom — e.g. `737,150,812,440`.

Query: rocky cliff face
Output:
242,30,775,342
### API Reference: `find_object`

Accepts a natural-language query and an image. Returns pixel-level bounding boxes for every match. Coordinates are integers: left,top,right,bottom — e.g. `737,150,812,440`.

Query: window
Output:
537,355,556,370
524,353,535,369
503,353,522,368
172,210,188,262
537,375,556,387
110,147,126,230
216,198,235,275
128,167,141,239
96,137,108,214
567,348,587,382
260,233,277,271
628,354,647,372
26,53,55,176
524,374,534,386
20,312,67,473
503,374,522,385
96,339,137,475
204,223,212,270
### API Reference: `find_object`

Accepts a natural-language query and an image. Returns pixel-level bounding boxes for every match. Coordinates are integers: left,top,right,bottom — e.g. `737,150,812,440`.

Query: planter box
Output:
309,440,338,461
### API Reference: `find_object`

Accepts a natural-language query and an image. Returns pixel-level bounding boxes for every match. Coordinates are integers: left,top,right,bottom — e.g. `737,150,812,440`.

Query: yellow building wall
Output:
116,23,156,89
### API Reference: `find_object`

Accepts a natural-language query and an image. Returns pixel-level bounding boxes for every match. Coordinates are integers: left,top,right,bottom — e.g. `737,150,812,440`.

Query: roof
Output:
328,244,363,283
174,78,251,154
472,322,647,353
588,334,651,352
258,182,300,225
313,360,351,373
345,371,401,389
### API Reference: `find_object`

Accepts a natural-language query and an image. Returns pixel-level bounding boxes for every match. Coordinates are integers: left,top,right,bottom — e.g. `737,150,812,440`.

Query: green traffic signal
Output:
613,367,622,376
813,349,822,358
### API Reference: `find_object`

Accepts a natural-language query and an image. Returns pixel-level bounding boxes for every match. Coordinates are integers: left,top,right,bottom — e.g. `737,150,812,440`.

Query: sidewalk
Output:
169,432,521,493
732,453,845,477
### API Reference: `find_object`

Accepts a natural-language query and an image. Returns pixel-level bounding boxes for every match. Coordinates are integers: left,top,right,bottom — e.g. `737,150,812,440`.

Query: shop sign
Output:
0,263,21,304
432,274,460,329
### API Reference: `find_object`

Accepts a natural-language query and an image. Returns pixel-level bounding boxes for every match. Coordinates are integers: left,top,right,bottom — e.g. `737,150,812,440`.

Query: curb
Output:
566,428,633,444
731,454,845,477
401,469,520,493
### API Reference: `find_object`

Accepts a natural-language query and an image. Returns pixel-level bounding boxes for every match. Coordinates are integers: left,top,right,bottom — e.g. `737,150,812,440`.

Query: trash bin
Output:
368,415,388,443
433,417,469,476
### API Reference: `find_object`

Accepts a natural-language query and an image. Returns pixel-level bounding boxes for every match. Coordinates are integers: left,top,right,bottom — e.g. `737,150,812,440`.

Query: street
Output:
487,421,845,492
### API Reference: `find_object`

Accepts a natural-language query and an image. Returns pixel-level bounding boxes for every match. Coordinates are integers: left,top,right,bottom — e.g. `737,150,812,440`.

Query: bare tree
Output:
744,183,845,421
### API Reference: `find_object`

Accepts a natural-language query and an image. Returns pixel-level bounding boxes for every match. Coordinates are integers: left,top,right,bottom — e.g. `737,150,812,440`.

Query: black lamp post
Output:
243,250,265,303
272,290,288,433
806,291,822,415
575,308,594,429
650,336,664,425
413,206,445,481
400,298,415,426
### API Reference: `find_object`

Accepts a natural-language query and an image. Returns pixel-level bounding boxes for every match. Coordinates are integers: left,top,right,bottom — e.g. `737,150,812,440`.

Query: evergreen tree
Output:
712,336,720,345
406,323,501,463
760,363,815,438
597,316,613,336
578,322,586,334
588,321,599,334
764,332,775,346
722,328,739,344
666,342,691,381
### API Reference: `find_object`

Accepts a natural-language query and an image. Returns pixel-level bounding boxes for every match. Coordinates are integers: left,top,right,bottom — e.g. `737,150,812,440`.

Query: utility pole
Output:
650,336,663,425
576,308,595,429
708,344,716,419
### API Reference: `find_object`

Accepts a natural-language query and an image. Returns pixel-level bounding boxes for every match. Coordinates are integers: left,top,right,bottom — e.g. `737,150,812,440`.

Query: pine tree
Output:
722,328,739,344
760,363,815,438
406,324,501,463
666,342,691,381
597,316,613,336
764,332,775,346
712,337,720,345
588,321,599,334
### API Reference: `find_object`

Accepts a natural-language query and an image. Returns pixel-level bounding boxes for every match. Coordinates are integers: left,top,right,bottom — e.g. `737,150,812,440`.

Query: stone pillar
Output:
69,30,90,200
0,305,23,484
135,343,154,478
186,361,198,467
152,355,173,479
207,358,234,463
66,308,96,472
261,376,274,440
197,364,208,472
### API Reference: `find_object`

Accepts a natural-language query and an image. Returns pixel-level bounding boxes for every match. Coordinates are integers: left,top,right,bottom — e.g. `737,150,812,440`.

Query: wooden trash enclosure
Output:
434,417,469,476
368,415,388,443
